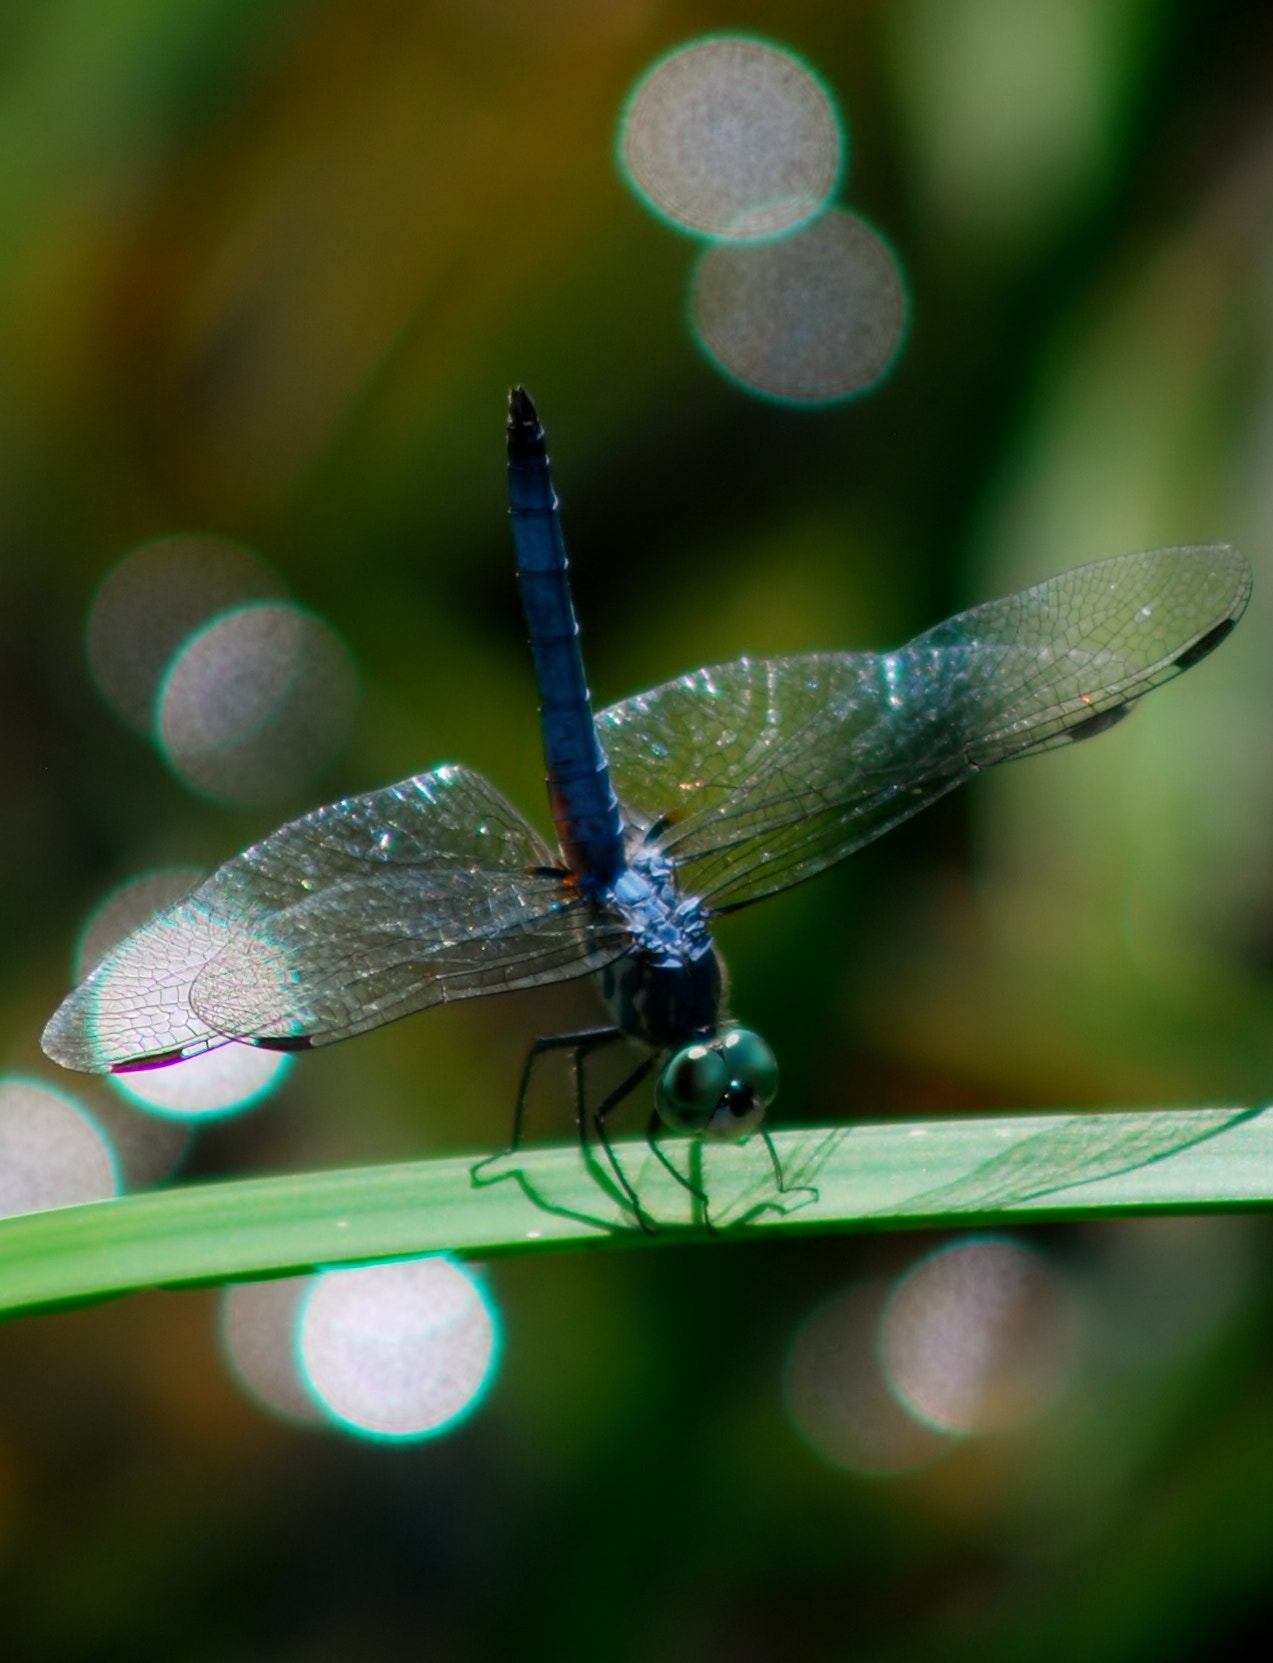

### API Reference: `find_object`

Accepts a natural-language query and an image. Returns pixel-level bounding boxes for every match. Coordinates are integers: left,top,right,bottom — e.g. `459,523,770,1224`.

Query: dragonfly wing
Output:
599,544,1250,913
43,764,628,1073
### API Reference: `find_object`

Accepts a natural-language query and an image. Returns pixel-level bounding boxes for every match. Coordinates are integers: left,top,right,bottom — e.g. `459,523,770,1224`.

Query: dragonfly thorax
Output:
606,846,712,957
598,846,723,1051
599,944,724,1053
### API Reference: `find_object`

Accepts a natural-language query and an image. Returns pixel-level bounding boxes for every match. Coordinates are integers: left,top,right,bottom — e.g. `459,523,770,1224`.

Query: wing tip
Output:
1194,540,1251,614
1162,541,1252,614
41,987,214,1076
40,1001,109,1076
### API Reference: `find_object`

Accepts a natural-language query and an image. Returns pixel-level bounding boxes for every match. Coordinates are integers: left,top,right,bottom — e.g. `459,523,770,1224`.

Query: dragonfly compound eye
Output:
720,1028,779,1105
696,1029,779,1140
655,1043,730,1134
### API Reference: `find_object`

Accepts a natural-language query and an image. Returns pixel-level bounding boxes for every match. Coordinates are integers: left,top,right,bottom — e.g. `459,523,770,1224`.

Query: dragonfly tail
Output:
507,388,626,886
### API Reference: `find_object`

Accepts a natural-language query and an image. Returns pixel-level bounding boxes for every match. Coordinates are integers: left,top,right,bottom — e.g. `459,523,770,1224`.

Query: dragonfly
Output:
43,389,1250,1219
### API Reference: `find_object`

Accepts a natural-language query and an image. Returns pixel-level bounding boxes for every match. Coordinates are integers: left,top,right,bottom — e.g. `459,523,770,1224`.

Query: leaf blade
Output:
0,1104,1269,1321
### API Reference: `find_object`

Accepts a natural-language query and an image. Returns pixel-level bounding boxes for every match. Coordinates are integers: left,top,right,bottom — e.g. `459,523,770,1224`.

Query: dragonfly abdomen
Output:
507,388,625,886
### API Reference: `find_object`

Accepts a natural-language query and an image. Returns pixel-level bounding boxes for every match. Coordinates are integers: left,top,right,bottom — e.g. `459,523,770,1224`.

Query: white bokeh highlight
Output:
300,1259,499,1440
76,867,203,983
785,1280,954,1475
87,535,285,733
221,1278,327,1426
881,1238,1082,1435
0,1079,117,1218
621,37,843,239
692,208,906,403
158,602,357,806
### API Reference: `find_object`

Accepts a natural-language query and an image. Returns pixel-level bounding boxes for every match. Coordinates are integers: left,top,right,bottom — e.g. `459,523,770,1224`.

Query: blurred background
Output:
2,0,1273,1656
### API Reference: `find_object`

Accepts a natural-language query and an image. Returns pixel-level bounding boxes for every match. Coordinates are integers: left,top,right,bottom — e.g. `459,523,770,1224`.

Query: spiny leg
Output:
502,1027,663,1228
592,1055,658,1230
760,1127,789,1194
509,1026,621,1152
567,1030,626,1152
645,1108,710,1213
729,1126,818,1224
762,1126,820,1210
470,1025,630,1228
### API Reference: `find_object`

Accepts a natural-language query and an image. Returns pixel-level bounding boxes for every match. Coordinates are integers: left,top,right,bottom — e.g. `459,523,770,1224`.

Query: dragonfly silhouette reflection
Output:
44,392,1251,1218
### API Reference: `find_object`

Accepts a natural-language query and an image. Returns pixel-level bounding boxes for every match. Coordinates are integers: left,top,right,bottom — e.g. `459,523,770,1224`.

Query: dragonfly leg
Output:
722,1126,818,1226
510,1026,621,1151
567,1031,627,1151
645,1109,710,1212
592,1055,658,1232
760,1127,789,1194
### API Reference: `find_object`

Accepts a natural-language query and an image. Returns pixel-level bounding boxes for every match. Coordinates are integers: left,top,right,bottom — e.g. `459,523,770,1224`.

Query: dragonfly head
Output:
654,1027,778,1140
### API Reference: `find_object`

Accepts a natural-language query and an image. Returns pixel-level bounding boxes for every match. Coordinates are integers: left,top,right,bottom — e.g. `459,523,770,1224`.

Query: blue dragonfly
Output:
43,390,1250,1218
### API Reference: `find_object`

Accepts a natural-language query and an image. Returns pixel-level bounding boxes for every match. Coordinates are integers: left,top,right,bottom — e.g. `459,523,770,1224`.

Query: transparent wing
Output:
43,765,629,1073
598,544,1251,913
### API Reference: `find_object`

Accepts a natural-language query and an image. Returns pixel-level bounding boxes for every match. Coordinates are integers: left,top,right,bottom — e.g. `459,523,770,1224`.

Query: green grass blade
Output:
0,1104,1269,1321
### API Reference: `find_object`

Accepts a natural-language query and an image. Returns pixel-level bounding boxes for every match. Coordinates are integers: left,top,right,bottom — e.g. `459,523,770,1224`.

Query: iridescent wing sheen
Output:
598,545,1251,914
42,765,629,1073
